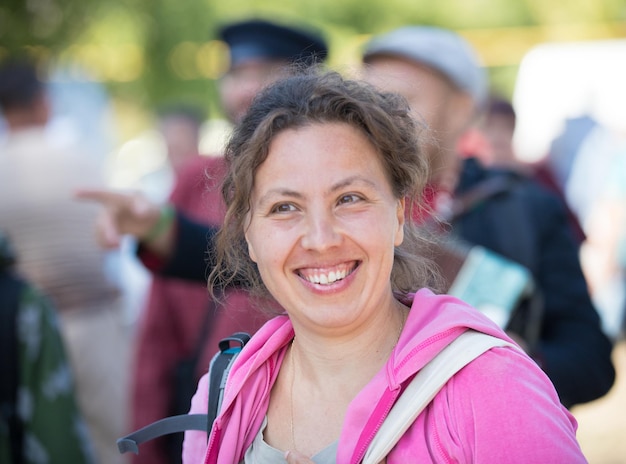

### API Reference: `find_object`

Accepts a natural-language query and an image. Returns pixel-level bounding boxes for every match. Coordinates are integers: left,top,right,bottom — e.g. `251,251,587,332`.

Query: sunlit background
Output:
3,0,626,163
3,2,626,462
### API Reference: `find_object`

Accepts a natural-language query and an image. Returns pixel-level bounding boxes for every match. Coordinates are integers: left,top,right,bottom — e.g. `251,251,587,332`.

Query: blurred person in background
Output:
0,57,130,464
462,95,520,171
360,25,614,408
134,104,206,204
100,19,328,464
463,91,626,343
1,230,96,464
464,95,586,244
544,115,598,197
533,114,626,337
563,117,626,235
580,143,626,340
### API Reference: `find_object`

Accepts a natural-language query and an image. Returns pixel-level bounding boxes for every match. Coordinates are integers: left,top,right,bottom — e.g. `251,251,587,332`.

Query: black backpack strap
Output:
117,331,251,455
206,332,250,434
0,271,25,464
117,414,208,454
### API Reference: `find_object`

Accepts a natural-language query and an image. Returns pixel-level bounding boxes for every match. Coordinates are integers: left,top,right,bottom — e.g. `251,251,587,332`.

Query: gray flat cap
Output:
363,26,487,105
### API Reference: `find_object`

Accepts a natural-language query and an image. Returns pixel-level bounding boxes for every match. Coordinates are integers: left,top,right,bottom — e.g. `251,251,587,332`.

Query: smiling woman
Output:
212,69,436,304
182,69,588,464
246,122,406,333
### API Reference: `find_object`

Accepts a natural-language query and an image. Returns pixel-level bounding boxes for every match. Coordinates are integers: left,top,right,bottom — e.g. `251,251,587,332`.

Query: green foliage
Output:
1,0,624,113
0,0,87,54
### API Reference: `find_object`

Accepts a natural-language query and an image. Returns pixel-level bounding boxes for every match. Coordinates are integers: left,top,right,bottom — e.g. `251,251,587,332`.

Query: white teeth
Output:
304,268,349,285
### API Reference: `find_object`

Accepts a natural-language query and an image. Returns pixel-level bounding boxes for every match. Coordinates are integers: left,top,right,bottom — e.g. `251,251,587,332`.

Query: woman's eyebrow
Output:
329,175,376,193
257,188,303,206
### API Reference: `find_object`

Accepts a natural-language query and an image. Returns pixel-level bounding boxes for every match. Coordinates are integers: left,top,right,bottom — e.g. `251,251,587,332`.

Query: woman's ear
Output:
394,197,405,246
243,212,258,263
244,223,258,263
246,238,258,263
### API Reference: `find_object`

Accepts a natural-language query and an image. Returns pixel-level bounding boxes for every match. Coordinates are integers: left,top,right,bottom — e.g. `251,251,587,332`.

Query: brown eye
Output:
270,203,297,214
338,194,361,205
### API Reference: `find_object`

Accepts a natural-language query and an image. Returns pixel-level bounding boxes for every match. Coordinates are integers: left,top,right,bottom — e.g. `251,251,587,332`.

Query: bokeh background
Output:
3,1,626,462
3,0,626,151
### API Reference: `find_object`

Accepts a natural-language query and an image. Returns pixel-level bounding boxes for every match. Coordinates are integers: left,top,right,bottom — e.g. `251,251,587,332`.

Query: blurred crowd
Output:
1,15,625,464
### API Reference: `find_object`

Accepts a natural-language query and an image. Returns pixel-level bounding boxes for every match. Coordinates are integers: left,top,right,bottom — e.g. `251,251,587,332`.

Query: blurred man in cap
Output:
85,18,328,464
362,25,615,408
363,26,487,198
219,19,327,122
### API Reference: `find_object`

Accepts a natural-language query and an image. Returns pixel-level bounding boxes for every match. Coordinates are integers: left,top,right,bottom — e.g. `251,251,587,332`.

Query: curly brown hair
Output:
209,68,440,310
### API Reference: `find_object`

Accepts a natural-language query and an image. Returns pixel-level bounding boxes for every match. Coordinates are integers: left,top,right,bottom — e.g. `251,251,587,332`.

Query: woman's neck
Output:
290,300,408,393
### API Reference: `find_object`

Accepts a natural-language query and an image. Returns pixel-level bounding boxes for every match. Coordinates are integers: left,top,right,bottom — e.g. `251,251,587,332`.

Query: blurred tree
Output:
0,0,90,55
1,0,625,116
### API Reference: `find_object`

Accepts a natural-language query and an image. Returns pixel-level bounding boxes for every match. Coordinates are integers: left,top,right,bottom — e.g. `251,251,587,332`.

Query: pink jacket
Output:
183,289,586,463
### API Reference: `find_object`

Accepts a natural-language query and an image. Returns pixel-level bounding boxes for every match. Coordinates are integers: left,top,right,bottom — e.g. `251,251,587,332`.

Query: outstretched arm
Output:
75,189,174,255
75,189,216,283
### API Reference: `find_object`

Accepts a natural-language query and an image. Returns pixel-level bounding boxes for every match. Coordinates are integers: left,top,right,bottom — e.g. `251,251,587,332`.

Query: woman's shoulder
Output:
435,345,579,447
404,344,585,462
447,342,553,400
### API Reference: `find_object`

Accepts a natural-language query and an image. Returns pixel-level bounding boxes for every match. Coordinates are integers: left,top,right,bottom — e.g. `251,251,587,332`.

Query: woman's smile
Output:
245,121,404,326
296,261,359,286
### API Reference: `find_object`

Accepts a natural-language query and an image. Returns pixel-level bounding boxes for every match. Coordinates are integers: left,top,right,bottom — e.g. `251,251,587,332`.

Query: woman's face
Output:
245,122,405,334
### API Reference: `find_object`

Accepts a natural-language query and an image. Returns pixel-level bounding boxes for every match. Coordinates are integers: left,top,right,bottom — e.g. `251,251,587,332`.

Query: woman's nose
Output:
300,211,342,252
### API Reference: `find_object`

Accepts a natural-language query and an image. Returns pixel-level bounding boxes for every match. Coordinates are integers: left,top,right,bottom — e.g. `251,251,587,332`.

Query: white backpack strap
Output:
362,330,517,464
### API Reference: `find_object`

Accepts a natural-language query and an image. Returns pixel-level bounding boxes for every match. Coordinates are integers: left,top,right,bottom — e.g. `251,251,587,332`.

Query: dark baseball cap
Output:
219,19,328,68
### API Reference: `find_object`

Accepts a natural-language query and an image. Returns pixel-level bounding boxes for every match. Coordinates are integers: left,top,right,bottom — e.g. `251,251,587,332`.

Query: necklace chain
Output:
288,308,407,452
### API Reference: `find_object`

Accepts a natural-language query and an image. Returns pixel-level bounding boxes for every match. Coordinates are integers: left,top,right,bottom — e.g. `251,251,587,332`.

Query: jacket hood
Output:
392,288,512,383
